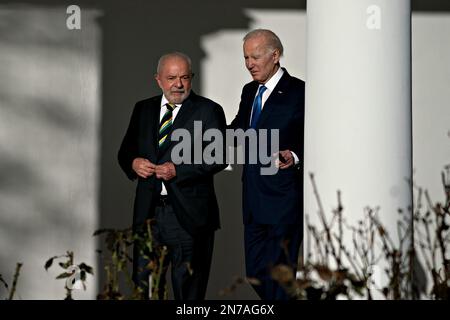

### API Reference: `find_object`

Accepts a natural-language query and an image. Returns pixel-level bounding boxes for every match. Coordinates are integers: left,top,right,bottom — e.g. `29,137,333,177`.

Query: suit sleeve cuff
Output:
291,151,300,165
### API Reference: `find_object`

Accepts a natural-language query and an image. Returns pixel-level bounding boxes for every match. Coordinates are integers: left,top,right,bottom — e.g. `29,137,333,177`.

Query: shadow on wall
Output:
97,0,305,300
0,0,307,300
87,0,450,299
1,0,449,299
0,3,102,299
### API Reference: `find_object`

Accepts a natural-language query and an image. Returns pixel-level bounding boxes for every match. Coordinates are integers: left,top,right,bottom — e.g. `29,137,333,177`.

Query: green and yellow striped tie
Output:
158,103,176,148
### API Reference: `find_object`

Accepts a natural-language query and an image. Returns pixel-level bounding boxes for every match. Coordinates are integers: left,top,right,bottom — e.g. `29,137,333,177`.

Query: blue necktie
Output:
250,85,267,129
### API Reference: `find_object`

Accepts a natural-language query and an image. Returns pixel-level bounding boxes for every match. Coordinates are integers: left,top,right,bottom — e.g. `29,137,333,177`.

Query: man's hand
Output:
132,158,156,178
277,150,294,169
155,162,177,181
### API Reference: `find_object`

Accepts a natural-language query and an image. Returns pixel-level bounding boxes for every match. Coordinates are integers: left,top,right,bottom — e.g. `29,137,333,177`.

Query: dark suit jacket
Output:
118,91,227,235
229,68,305,225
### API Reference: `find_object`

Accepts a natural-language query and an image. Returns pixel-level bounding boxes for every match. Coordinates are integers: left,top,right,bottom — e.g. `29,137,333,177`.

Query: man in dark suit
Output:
229,29,305,300
118,52,227,300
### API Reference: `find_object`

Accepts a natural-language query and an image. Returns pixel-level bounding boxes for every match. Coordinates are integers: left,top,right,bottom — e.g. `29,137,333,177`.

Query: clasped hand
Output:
275,150,294,169
132,158,176,181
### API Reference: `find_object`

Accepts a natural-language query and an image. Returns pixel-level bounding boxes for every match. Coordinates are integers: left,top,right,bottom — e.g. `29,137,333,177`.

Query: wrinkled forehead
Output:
160,57,191,74
244,36,270,54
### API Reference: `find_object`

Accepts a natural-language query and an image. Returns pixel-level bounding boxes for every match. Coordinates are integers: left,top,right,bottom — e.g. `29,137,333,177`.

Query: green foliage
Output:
2,165,448,300
219,166,449,300
36,219,169,300
95,219,168,300
270,167,450,300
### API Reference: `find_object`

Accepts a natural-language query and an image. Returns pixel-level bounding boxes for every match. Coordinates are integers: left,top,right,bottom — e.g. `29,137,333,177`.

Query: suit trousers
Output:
146,203,214,300
244,222,301,300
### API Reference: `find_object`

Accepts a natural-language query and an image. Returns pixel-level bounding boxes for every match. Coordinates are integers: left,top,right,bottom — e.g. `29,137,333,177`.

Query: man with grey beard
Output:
118,52,227,300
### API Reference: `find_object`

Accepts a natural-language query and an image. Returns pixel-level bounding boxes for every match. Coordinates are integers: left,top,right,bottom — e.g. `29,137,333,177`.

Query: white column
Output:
305,0,412,292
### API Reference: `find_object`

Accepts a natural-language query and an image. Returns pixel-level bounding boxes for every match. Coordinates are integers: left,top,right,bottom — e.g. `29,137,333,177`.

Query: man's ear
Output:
272,49,281,64
155,73,161,88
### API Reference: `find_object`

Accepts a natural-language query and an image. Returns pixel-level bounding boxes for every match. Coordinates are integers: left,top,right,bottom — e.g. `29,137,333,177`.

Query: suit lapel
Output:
256,69,291,128
143,96,161,158
171,93,195,132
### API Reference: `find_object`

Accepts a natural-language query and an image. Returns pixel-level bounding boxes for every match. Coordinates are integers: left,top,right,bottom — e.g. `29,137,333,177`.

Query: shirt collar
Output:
262,66,284,92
